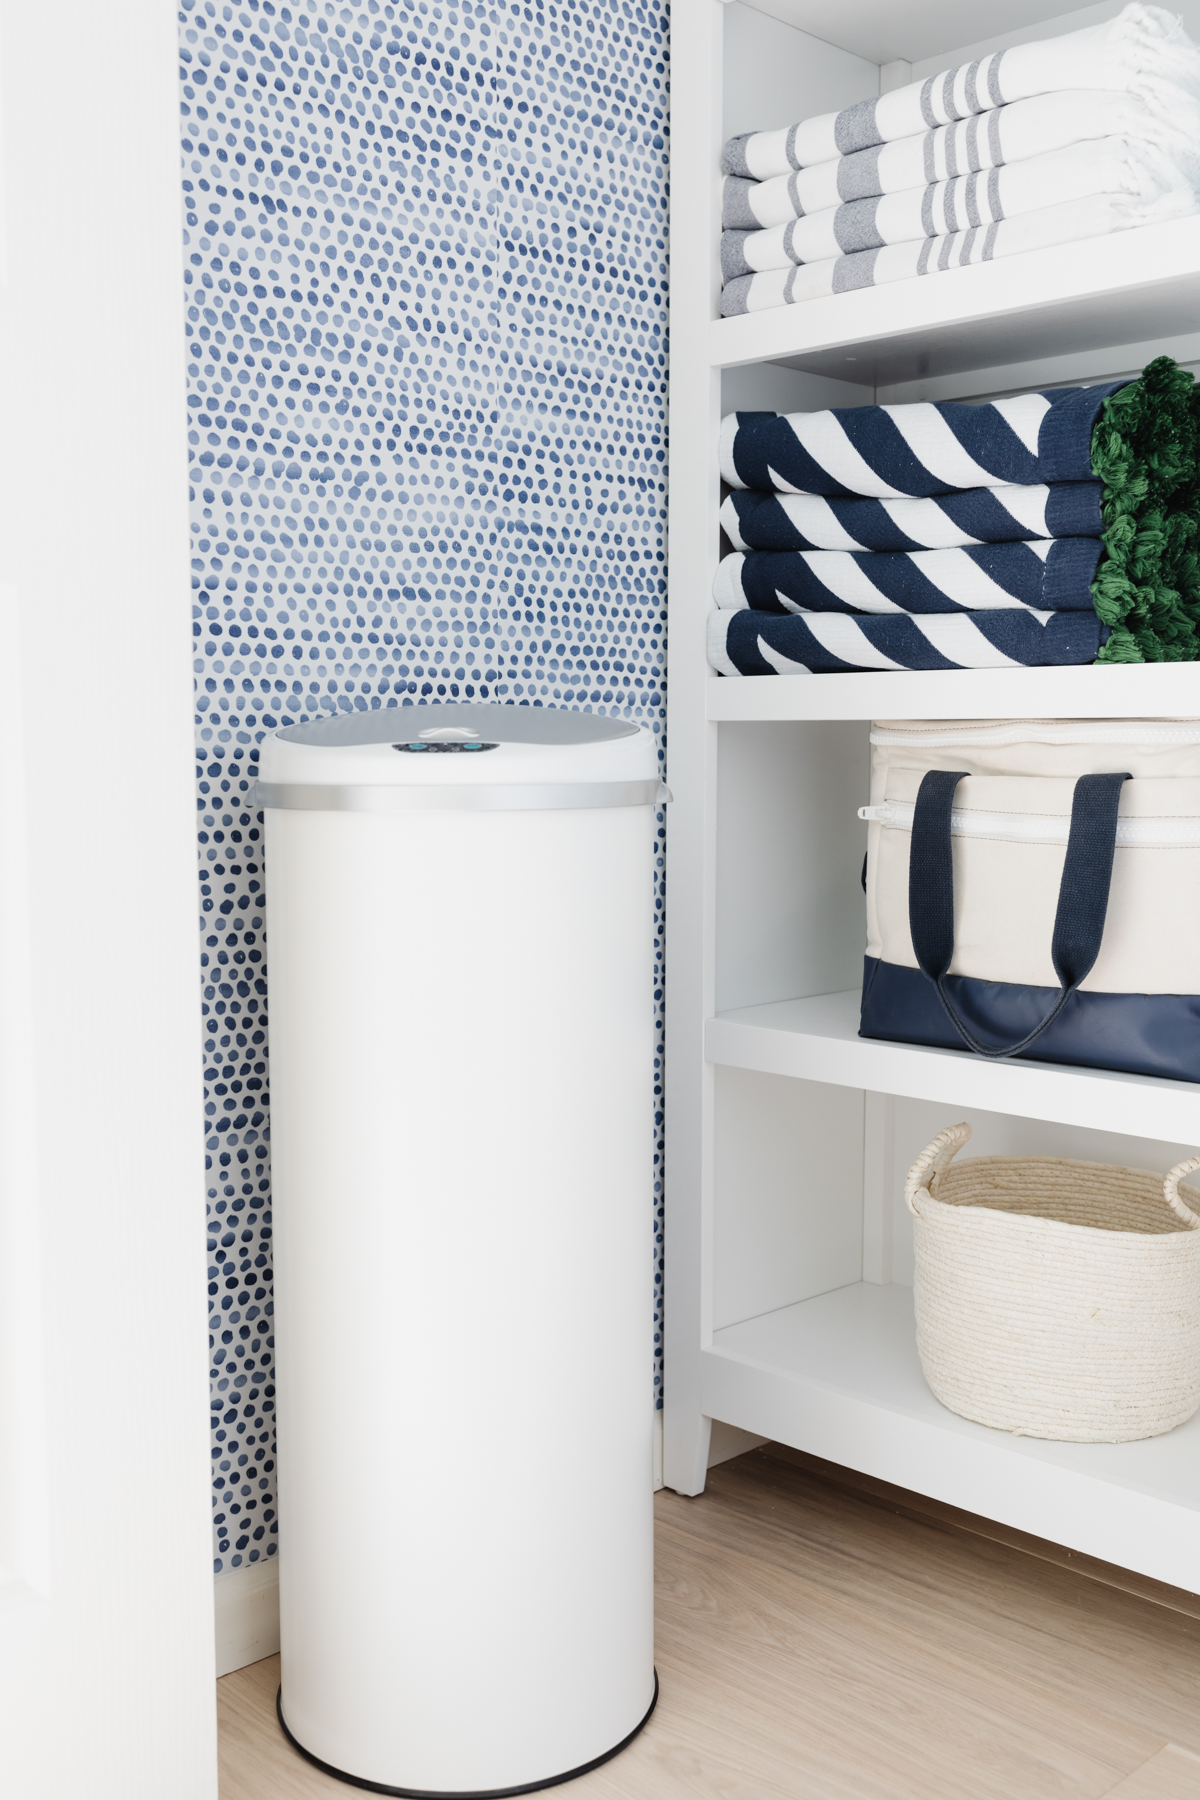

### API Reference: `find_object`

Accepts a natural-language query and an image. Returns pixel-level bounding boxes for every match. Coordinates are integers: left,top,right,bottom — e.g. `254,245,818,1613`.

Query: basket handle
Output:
904,1121,972,1217
1164,1155,1200,1227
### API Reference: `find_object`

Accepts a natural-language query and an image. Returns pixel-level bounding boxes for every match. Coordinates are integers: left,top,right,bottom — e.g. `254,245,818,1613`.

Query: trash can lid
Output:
256,703,663,814
276,702,640,748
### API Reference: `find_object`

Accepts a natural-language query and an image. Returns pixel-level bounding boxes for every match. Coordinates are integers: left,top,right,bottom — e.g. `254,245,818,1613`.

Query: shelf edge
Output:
707,665,1200,723
705,1001,1200,1141
700,1345,1200,1589
708,215,1200,376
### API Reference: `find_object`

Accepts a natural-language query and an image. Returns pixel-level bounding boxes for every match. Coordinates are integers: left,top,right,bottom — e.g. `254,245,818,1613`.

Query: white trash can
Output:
256,702,661,1797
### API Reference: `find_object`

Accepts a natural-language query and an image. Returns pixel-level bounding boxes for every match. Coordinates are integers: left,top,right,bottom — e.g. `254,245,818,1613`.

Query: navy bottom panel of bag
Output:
859,957,1200,1083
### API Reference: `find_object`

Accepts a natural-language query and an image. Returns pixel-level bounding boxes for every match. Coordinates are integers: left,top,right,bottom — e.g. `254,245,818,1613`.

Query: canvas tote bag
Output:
859,719,1200,1081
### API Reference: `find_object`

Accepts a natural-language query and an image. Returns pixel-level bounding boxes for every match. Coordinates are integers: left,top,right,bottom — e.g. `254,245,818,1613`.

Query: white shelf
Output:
712,217,1200,386
707,990,1200,1142
665,0,1200,1599
708,662,1200,722
703,1282,1200,1591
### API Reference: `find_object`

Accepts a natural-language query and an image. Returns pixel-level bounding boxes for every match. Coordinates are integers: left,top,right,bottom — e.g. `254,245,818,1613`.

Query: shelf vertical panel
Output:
662,0,724,1495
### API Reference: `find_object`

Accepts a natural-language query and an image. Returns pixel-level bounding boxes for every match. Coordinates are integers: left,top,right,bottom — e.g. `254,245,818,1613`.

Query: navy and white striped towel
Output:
721,91,1176,228
721,7,1200,176
708,607,1107,675
721,385,1125,498
714,541,1102,616
720,485,1103,551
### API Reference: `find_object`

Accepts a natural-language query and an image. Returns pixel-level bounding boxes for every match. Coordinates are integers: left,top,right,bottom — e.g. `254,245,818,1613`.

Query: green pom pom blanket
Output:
1091,355,1200,663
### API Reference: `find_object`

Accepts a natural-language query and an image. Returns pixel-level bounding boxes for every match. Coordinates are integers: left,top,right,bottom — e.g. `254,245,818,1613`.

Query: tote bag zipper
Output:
869,722,1200,749
858,800,1200,847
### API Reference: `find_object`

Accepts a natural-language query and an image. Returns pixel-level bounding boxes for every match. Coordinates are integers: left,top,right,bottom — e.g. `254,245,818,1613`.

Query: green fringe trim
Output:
1091,355,1200,664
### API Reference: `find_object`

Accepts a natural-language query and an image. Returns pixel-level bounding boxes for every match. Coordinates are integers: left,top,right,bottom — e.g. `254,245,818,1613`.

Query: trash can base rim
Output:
274,1673,659,1799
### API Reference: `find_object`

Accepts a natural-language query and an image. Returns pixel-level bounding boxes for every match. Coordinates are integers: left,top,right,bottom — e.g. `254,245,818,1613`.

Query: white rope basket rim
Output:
903,1121,1200,1235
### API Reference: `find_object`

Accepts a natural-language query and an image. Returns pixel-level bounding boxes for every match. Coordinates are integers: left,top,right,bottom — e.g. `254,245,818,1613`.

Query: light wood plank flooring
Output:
218,1446,1200,1800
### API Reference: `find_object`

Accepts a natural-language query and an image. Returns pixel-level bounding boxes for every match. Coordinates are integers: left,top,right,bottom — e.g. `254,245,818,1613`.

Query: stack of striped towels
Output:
710,358,1200,676
721,3,1200,317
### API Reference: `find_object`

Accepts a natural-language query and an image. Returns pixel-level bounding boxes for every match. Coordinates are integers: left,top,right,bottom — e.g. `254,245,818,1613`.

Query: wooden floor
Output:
218,1446,1200,1800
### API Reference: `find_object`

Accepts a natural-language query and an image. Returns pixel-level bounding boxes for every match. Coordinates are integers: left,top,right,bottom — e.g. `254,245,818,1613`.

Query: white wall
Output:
0,1,218,1794
723,2,877,140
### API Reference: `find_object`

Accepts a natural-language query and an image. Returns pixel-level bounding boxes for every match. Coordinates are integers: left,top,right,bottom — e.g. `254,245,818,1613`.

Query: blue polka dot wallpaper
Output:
180,0,669,1572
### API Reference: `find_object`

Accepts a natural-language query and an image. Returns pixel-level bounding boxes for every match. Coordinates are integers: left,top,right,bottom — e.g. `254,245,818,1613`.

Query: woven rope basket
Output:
905,1123,1200,1443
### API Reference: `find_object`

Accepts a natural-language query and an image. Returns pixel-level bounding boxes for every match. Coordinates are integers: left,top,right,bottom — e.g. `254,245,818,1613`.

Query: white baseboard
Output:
214,1555,280,1678
653,1408,664,1491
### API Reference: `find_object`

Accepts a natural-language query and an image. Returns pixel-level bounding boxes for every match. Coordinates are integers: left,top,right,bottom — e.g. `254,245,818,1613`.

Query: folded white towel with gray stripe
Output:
722,3,1200,176
722,138,1190,277
720,187,1197,316
722,90,1188,227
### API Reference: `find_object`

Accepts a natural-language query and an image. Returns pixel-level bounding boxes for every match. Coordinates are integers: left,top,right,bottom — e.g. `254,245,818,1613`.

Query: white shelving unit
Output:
664,0,1200,1591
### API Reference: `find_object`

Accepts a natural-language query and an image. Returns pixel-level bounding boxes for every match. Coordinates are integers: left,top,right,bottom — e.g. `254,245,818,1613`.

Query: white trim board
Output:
214,1557,280,1679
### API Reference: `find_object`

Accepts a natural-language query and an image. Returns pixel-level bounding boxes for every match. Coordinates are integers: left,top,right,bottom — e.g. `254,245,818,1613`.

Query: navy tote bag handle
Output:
908,768,1131,1060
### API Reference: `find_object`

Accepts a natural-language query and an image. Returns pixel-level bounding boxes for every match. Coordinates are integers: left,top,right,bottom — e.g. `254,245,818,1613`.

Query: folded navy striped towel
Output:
721,387,1125,498
721,5,1200,176
720,485,1103,551
714,541,1103,617
708,607,1107,675
716,356,1200,668
721,92,1183,227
